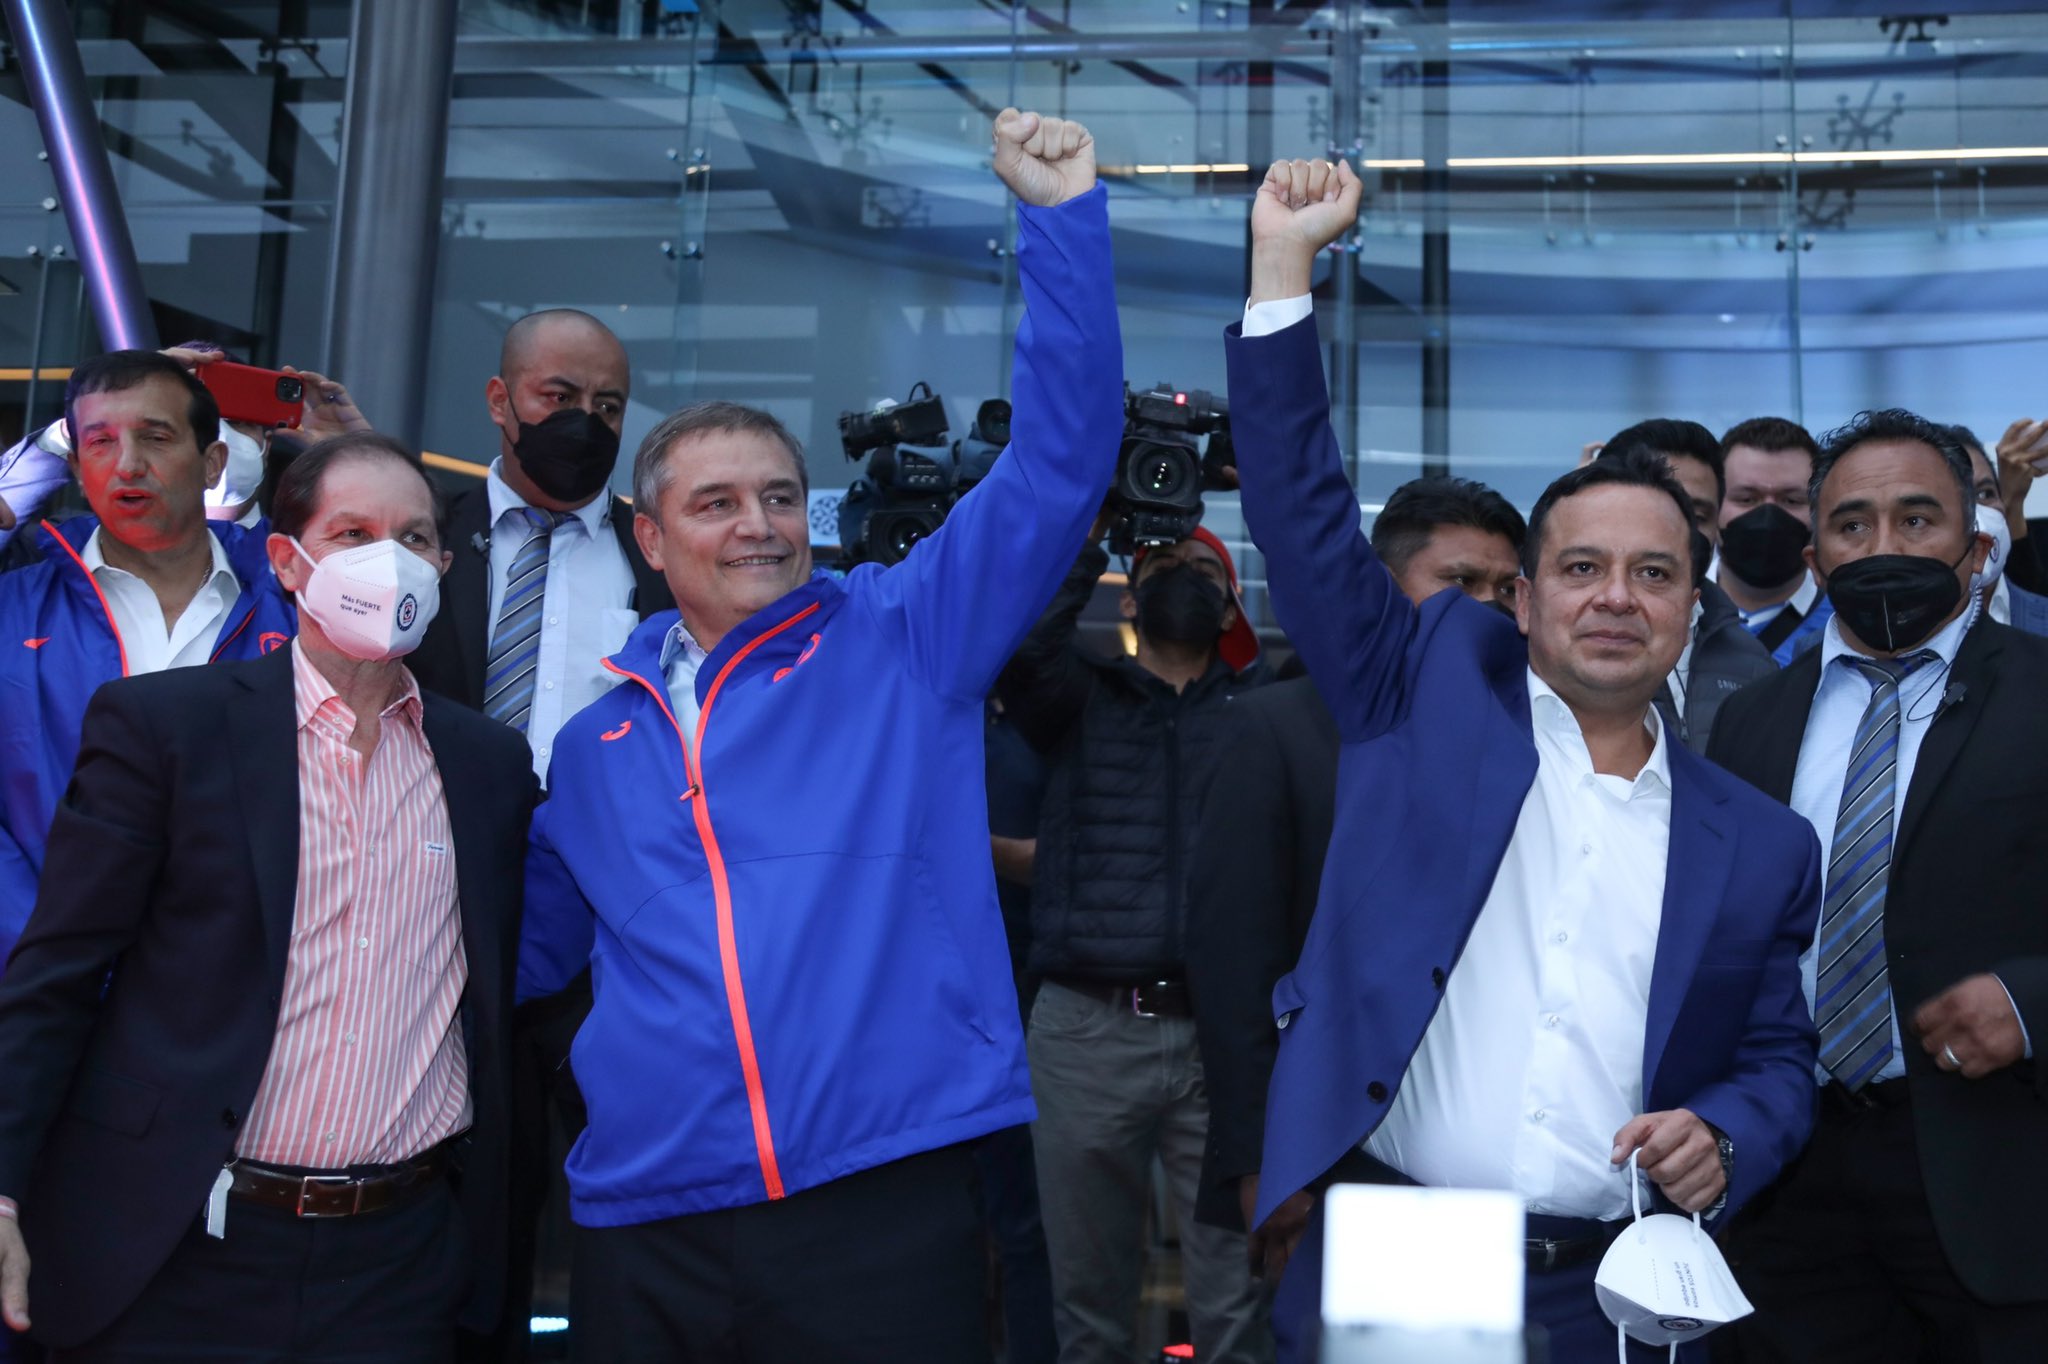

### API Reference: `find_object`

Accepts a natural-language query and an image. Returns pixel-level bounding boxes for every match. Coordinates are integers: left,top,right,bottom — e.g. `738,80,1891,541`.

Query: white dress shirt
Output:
484,460,638,779
1788,605,2029,1077
1243,293,1315,339
1367,671,1673,1221
658,620,711,757
1725,571,1819,633
83,526,240,675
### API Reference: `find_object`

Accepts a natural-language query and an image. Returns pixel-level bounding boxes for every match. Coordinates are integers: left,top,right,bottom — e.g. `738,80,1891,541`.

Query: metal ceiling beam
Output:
3,0,157,350
452,29,1335,72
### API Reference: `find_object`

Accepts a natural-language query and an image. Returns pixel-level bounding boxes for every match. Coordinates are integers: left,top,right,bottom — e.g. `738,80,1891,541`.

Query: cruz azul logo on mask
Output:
289,537,442,663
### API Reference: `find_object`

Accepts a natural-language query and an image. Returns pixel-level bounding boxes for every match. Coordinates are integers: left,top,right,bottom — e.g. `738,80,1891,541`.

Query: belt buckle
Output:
295,1173,363,1218
1130,986,1157,1018
1529,1238,1560,1272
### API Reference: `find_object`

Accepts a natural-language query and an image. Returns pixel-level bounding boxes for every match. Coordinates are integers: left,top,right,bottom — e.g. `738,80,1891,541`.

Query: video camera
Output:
1109,383,1235,555
835,384,1013,567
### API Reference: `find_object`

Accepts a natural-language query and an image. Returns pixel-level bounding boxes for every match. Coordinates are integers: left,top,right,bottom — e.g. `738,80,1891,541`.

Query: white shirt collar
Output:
83,523,237,591
485,457,610,537
658,619,711,675
1718,566,1820,624
1817,591,1975,675
1526,666,1673,796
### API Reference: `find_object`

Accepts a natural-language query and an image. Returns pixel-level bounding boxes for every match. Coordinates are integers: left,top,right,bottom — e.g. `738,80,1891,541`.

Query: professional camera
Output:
1109,383,1235,553
837,383,956,567
952,398,1011,495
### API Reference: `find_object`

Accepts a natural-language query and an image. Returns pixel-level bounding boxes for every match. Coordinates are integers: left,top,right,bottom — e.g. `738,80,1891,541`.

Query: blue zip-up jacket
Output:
518,184,1123,1226
0,516,295,959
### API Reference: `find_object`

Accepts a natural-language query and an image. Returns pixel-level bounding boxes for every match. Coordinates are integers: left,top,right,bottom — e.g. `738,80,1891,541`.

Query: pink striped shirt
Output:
235,641,470,1167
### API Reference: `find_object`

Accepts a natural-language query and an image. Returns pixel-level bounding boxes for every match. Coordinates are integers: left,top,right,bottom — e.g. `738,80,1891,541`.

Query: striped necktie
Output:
482,506,570,732
1815,650,1933,1089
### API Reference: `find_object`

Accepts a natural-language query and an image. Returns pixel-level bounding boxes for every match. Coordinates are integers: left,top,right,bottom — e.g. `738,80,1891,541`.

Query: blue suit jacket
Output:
1229,316,1823,1230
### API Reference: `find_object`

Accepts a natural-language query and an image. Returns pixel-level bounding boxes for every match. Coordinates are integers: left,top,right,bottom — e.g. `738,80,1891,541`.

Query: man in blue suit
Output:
1228,156,1824,1363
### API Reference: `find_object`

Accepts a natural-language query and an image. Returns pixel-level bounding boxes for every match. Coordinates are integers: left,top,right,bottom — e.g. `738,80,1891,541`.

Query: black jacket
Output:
0,649,540,1346
997,543,1264,982
1184,676,1337,1227
1658,579,1777,754
1709,618,2048,1305
408,483,672,710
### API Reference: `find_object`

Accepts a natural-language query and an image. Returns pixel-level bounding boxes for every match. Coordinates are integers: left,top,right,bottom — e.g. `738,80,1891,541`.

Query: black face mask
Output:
1821,541,1973,654
1135,564,1228,646
1718,504,1810,588
508,408,620,504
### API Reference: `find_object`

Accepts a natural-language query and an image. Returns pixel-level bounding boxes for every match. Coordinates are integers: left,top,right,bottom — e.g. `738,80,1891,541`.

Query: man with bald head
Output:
409,308,672,1364
412,309,671,757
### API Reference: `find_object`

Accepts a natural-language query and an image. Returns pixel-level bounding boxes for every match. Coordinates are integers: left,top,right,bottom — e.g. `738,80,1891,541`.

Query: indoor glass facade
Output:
4,0,2048,620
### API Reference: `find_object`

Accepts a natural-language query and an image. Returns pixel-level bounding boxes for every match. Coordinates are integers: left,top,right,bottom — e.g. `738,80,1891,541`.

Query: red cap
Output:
1132,526,1261,673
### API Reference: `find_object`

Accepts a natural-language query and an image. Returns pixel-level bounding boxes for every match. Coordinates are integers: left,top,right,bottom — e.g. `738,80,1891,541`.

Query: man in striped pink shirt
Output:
0,433,538,1362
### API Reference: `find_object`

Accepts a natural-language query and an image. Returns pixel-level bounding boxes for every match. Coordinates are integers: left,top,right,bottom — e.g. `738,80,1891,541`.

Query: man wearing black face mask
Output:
1709,409,2048,1362
408,308,673,1364
1715,416,1832,664
996,522,1271,1364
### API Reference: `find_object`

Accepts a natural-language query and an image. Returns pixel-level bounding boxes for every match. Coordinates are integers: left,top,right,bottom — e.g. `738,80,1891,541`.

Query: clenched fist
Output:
993,108,1096,208
1249,157,1363,304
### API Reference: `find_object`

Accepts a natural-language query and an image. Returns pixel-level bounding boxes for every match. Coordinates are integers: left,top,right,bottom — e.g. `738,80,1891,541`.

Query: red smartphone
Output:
198,361,306,430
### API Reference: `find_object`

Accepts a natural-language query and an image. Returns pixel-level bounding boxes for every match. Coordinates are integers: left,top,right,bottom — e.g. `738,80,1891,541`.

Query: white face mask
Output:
1594,1153,1754,1359
289,537,442,662
1971,502,2011,595
207,425,267,511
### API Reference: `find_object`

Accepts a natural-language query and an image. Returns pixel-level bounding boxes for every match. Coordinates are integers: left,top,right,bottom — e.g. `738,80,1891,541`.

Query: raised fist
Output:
1248,158,1362,303
1252,157,1362,255
993,108,1097,208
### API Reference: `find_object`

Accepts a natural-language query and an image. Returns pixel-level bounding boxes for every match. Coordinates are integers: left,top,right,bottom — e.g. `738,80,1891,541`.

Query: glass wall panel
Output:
4,2,2048,615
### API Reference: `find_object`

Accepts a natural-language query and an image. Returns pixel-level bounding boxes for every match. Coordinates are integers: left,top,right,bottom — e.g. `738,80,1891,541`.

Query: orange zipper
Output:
42,520,129,677
599,600,819,1200
209,605,257,661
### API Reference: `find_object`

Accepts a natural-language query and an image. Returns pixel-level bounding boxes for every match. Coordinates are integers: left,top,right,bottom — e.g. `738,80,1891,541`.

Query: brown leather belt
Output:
228,1143,450,1218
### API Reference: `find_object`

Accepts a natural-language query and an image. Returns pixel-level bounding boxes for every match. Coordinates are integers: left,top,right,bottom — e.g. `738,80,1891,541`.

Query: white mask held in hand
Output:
1594,1152,1754,1361
290,537,441,662
207,424,267,511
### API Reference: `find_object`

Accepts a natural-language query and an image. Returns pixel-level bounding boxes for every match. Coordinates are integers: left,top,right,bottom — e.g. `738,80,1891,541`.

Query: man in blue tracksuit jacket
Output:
0,353,295,967
517,109,1123,1362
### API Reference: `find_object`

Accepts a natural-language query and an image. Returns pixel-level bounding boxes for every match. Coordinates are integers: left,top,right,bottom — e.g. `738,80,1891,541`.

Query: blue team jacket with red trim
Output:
0,516,295,960
517,185,1124,1226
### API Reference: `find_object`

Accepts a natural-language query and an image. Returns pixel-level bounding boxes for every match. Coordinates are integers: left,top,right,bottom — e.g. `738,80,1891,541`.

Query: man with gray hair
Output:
517,107,1122,1361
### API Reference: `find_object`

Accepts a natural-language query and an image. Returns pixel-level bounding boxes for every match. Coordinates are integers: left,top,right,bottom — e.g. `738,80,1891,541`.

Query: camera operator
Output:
998,517,1270,1364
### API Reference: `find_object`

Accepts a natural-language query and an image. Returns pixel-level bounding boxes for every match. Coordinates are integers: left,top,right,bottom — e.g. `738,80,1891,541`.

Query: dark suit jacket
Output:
1708,619,2048,1305
408,484,672,709
0,648,540,1347
1185,677,1337,1229
1230,314,1824,1235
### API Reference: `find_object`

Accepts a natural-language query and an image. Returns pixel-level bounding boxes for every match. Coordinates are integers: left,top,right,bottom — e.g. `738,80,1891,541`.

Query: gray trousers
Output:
1028,980,1272,1364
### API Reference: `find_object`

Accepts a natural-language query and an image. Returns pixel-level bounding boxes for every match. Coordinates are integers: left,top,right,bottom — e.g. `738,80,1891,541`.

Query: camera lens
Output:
276,376,305,403
1136,450,1189,500
885,513,939,565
